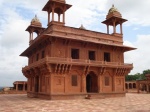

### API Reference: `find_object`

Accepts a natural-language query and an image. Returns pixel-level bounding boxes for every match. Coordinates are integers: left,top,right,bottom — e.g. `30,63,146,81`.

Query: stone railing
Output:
29,24,124,47
52,25,123,44
23,57,133,70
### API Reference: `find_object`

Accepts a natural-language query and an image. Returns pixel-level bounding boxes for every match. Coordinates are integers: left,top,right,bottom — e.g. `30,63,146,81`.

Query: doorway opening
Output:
86,72,98,93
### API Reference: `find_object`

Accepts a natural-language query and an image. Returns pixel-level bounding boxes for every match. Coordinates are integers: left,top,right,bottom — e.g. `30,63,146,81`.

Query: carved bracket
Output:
115,68,131,76
98,67,106,76
54,64,72,74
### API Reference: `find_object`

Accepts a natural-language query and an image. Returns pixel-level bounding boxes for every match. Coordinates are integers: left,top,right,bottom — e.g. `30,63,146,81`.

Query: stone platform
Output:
0,93,150,112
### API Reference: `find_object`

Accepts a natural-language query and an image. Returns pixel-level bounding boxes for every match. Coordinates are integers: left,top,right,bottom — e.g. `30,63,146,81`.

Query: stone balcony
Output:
23,57,133,71
30,24,123,47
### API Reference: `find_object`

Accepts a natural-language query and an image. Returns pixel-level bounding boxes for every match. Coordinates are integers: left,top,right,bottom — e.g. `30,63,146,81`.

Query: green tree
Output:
125,69,150,81
125,74,140,81
141,69,150,80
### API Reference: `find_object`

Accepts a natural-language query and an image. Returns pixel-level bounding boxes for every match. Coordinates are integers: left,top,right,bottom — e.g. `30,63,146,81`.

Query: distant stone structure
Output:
13,81,27,91
3,87,11,92
125,81,137,93
0,81,27,94
137,74,150,93
20,0,135,100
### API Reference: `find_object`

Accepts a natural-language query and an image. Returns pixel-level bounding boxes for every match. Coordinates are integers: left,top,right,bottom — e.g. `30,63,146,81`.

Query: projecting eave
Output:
102,17,127,26
20,35,49,57
25,25,45,32
122,45,136,52
42,1,72,12
20,33,136,57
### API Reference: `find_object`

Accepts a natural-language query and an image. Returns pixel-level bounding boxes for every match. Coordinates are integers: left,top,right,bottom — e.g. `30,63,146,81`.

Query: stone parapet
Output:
23,57,133,71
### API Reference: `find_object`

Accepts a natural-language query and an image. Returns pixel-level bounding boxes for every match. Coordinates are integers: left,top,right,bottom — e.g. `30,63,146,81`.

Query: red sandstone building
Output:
20,0,135,99
13,81,27,91
136,74,150,93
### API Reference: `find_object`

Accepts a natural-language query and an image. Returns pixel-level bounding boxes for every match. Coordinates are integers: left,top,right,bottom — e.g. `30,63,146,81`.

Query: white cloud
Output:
125,35,150,74
133,27,139,31
124,41,135,47
0,1,29,86
66,0,108,31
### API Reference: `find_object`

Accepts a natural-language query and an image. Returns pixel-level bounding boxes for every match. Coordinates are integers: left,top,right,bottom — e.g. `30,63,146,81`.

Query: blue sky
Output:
0,0,150,86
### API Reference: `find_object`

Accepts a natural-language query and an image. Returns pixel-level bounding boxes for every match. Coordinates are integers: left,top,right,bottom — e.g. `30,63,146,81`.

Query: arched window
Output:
129,83,132,89
133,83,136,88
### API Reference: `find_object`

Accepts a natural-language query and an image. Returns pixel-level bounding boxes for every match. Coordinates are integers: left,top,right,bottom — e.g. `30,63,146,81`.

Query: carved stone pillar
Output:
113,75,116,92
29,32,32,41
100,75,103,92
16,82,18,91
123,77,125,92
63,11,65,23
81,74,86,93
52,7,54,21
58,13,60,22
112,75,115,92
147,84,149,93
39,76,41,93
33,77,35,92
50,73,53,94
113,21,116,33
98,75,101,93
23,82,25,91
48,11,50,24
107,25,109,34
137,81,139,93
120,23,123,34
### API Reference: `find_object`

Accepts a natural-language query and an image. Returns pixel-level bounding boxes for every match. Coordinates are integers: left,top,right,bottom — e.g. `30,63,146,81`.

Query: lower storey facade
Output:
23,64,130,100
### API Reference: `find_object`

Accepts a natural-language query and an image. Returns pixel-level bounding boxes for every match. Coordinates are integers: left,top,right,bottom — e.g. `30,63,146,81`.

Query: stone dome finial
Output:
31,15,40,23
79,24,86,30
108,4,119,14
31,15,42,27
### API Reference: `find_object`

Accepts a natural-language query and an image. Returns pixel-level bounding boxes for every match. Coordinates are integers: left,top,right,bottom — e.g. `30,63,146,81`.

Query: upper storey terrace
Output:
21,1,136,57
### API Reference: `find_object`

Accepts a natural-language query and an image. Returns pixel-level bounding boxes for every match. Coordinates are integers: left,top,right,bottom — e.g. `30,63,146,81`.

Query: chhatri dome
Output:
108,5,119,14
106,4,122,19
31,15,40,23
31,15,42,27
79,24,86,30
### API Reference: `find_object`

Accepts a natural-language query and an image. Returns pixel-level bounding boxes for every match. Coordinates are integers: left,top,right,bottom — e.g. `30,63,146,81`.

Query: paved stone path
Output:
0,93,150,112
